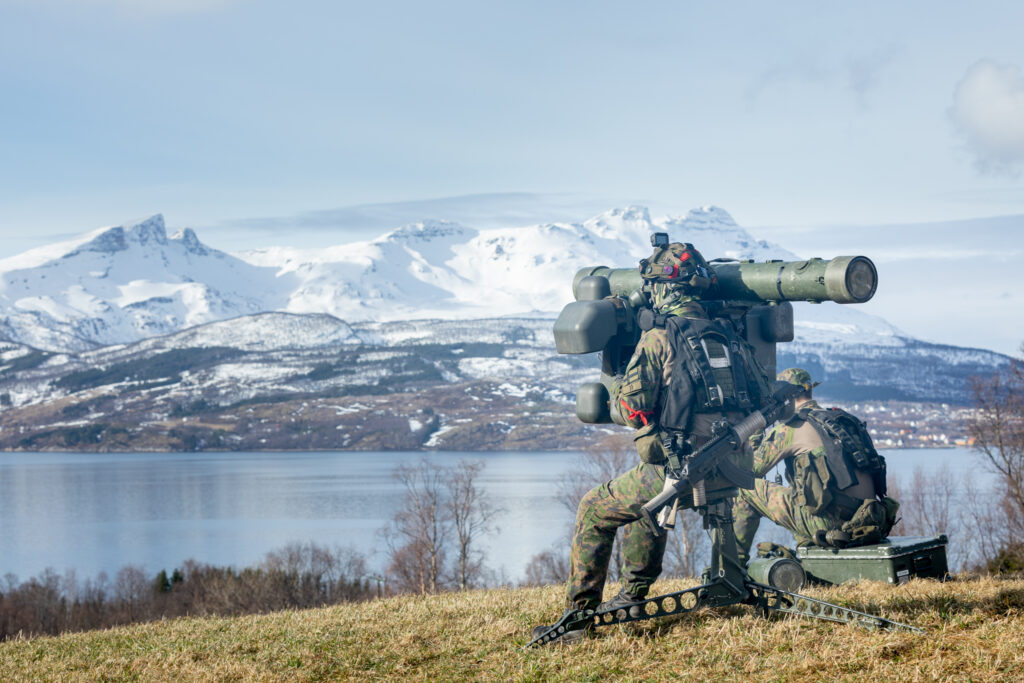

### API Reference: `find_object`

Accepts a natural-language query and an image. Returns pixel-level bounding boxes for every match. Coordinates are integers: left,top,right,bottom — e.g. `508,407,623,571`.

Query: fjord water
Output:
0,448,989,582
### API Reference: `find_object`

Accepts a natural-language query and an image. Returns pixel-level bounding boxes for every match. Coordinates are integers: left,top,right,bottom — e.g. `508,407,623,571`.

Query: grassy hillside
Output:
2,577,1023,681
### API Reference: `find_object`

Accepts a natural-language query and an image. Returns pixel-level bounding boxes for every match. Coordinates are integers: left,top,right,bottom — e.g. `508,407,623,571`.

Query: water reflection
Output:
0,448,992,582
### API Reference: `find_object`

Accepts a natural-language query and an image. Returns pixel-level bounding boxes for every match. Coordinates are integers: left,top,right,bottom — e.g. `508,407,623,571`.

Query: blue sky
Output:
2,1,1023,239
1,1,1023,352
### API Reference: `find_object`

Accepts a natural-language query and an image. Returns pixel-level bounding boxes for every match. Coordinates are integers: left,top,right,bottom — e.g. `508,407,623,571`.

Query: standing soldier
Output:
733,368,899,565
532,239,773,643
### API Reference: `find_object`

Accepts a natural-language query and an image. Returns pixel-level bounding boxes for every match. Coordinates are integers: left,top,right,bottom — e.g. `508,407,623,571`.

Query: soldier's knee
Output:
733,490,756,510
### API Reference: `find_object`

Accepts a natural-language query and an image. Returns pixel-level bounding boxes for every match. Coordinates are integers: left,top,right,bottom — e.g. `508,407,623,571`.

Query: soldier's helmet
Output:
639,242,714,312
777,367,821,392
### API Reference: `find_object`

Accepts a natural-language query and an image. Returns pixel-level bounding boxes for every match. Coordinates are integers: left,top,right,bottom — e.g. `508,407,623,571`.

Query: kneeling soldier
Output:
733,368,899,565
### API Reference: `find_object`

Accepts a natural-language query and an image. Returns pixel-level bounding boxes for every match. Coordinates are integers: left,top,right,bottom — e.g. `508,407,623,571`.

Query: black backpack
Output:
657,315,773,433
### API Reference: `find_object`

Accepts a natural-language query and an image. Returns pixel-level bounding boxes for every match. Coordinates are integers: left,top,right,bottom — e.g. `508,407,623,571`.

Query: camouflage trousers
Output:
566,463,667,610
732,479,842,564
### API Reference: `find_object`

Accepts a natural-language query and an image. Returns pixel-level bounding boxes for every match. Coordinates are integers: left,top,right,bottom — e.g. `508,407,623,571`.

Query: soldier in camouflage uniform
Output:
732,368,894,565
533,241,771,642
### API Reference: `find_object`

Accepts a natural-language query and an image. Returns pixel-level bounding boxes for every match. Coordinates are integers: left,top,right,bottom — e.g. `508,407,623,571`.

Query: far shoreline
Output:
1,444,969,454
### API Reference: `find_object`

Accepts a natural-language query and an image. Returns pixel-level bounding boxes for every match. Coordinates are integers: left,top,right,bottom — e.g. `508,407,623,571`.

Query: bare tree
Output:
887,464,979,570
522,548,570,586
889,464,956,538
660,508,708,579
447,460,501,590
381,458,501,593
960,472,1008,572
557,433,635,516
556,433,635,580
877,346,1024,573
383,459,452,594
968,346,1024,539
114,565,149,622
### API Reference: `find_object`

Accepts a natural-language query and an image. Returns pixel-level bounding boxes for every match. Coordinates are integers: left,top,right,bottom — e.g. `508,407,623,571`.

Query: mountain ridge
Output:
0,206,906,355
0,206,1010,446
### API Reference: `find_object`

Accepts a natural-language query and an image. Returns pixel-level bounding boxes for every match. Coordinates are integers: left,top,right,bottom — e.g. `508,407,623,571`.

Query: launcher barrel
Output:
572,256,877,304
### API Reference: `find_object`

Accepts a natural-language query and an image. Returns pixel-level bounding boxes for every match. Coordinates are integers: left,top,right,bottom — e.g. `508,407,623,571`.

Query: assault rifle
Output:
640,382,804,535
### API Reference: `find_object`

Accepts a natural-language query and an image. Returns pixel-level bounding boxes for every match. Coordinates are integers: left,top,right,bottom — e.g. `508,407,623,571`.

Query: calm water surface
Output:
0,448,992,582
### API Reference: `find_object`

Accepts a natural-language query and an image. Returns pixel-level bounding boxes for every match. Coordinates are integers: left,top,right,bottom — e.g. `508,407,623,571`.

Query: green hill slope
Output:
2,578,1023,681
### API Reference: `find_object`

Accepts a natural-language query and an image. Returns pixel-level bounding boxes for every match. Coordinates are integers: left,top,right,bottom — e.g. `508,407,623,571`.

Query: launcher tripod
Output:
526,489,921,648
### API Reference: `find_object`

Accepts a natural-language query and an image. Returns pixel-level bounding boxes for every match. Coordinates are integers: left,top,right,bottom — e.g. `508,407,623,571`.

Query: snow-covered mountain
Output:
0,215,292,352
0,205,1010,452
254,204,794,321
0,206,902,353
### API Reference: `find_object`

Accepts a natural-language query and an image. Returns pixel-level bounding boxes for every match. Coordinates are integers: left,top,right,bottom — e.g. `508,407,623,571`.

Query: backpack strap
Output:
671,318,726,411
636,308,669,331
726,338,754,411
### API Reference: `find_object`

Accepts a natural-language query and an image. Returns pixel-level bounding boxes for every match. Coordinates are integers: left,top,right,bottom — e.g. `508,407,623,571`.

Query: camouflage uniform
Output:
565,314,684,609
567,461,670,609
562,240,769,612
566,303,754,608
732,369,878,564
731,398,841,564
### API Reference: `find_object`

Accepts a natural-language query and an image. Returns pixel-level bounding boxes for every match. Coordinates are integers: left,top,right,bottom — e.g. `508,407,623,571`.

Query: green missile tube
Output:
572,256,877,305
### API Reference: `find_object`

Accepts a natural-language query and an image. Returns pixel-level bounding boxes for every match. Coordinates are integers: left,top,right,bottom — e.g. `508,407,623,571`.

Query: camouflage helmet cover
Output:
639,241,715,312
639,241,712,286
777,367,821,392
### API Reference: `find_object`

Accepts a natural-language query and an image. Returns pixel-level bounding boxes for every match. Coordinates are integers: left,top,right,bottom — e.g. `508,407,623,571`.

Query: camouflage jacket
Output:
751,400,826,478
753,401,878,501
612,306,706,463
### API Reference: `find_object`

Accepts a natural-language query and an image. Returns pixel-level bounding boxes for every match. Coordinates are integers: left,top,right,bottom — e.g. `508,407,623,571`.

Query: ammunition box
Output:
796,535,949,585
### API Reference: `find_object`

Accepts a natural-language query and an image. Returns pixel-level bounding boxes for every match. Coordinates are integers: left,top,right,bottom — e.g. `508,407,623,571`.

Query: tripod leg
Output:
700,495,750,606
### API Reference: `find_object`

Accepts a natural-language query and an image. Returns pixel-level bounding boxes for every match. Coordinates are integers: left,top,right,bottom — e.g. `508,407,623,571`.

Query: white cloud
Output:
950,60,1024,176
744,45,901,110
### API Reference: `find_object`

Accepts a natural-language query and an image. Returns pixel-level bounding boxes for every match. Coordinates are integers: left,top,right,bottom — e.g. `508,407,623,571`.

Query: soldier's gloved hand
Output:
779,397,797,422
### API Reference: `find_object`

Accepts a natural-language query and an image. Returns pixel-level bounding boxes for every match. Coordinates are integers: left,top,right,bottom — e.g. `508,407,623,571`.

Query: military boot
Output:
597,589,644,619
814,529,852,549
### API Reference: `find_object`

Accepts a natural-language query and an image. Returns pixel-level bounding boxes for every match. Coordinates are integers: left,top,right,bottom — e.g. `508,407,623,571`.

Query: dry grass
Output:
3,576,1024,681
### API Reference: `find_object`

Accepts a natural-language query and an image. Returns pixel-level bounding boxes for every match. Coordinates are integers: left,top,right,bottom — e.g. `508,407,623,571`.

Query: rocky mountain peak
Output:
385,220,472,243
583,205,655,244
682,205,738,229
65,214,168,257
171,227,209,255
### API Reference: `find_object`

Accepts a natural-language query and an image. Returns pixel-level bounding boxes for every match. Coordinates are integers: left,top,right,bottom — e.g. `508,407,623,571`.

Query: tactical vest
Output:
800,407,887,497
780,406,897,546
780,407,898,546
656,315,772,433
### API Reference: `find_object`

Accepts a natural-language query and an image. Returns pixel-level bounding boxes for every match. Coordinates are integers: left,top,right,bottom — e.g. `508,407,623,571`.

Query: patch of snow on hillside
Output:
206,362,301,385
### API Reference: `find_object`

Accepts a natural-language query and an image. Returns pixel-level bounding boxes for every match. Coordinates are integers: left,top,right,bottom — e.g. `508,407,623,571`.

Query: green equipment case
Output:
796,535,949,585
